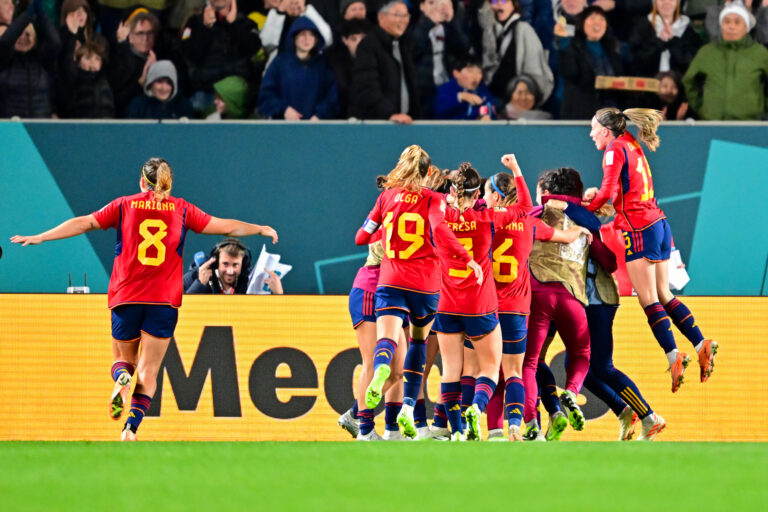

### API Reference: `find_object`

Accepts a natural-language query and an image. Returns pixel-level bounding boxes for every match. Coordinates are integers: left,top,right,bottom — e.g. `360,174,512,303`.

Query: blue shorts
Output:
624,219,672,263
111,304,178,341
499,313,527,355
433,312,499,339
349,288,376,328
375,286,438,327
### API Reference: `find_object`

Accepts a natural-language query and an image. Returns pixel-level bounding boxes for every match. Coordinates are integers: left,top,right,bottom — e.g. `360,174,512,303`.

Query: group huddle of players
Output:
338,108,718,442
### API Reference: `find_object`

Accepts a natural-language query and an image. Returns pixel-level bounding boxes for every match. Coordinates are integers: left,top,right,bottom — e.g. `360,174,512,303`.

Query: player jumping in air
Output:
584,108,718,392
11,158,277,440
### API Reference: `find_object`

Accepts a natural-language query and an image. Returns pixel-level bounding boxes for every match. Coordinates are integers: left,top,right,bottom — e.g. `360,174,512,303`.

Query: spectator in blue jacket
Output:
434,53,496,119
258,16,339,119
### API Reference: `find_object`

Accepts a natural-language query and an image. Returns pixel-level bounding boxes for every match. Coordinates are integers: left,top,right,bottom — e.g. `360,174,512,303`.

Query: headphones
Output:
209,238,252,275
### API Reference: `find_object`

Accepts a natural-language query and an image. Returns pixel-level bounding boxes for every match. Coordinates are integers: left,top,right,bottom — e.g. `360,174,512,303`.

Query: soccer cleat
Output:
637,413,666,441
356,429,384,441
110,372,132,421
382,429,408,441
337,409,359,439
487,428,506,441
522,419,545,442
668,352,690,393
120,425,137,442
465,404,482,441
416,426,436,440
450,431,466,442
545,411,569,441
365,364,391,409
430,425,451,441
507,425,523,442
697,339,718,383
618,406,639,441
397,403,417,439
559,390,585,431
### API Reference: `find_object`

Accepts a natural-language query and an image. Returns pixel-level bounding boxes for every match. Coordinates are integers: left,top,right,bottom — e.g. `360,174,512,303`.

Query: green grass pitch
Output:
2,442,766,511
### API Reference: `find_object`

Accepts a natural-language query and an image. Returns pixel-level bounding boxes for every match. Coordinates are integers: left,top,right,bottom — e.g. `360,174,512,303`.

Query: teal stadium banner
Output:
1,120,767,295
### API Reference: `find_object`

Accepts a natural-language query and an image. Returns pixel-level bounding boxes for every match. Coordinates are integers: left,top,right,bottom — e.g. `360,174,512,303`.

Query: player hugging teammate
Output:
343,112,719,442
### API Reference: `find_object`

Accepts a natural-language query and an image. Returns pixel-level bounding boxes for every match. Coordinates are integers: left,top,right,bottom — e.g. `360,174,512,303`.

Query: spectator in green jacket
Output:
683,1,768,120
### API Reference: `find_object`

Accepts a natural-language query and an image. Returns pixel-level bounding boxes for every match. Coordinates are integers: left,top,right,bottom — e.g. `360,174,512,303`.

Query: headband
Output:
490,174,506,198
463,184,481,192
142,166,156,188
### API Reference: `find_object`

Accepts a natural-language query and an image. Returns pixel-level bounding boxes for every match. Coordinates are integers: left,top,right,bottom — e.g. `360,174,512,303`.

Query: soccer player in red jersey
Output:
355,145,481,439
584,108,718,392
11,157,278,440
432,155,534,440
482,171,589,440
339,241,408,441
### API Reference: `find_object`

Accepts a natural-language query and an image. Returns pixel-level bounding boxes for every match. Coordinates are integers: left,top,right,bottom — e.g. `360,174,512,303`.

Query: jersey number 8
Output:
138,219,168,266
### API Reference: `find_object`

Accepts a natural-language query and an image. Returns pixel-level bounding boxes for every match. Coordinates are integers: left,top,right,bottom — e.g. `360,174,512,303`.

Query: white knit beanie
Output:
719,1,754,30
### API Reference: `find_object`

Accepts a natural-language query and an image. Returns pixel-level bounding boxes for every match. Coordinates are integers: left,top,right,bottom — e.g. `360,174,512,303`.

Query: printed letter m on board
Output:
147,326,241,417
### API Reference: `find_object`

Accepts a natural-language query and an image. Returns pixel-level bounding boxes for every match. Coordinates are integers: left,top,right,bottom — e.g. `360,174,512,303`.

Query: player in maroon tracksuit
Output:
482,172,590,440
585,108,717,393
11,157,278,440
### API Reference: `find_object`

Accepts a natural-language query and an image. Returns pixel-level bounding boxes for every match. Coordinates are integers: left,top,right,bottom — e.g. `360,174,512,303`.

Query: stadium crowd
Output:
0,0,766,121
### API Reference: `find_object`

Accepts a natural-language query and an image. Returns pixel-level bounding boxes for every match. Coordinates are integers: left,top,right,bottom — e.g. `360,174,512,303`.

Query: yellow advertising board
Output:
0,294,765,441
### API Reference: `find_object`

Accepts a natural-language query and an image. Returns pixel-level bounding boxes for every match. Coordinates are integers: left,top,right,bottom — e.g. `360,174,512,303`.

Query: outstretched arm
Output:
10,215,100,246
202,217,278,243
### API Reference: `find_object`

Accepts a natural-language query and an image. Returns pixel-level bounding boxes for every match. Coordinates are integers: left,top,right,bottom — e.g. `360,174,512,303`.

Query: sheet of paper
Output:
668,249,690,290
247,245,292,294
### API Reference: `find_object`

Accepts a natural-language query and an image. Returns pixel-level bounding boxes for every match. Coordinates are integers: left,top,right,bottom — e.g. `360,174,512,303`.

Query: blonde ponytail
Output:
622,108,663,152
141,157,174,201
595,107,663,152
383,145,432,192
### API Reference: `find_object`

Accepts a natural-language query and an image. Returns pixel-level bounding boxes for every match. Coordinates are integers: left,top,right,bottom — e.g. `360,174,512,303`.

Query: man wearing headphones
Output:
184,238,283,294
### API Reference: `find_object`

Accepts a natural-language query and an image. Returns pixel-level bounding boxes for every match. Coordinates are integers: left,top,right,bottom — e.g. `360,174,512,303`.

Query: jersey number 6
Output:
492,238,518,282
138,218,168,266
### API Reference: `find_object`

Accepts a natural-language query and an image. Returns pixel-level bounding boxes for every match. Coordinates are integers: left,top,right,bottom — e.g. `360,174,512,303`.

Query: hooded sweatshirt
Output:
257,16,338,119
211,75,249,119
125,60,193,119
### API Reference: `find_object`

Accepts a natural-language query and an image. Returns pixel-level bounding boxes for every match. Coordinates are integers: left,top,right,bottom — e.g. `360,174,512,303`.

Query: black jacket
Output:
182,13,262,92
57,29,114,118
107,41,149,117
628,19,702,77
325,42,354,118
411,16,470,119
349,26,420,119
0,12,61,118
183,267,251,294
558,36,624,120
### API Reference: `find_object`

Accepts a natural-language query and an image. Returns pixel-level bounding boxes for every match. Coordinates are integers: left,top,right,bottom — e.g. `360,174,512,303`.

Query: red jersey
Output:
587,132,666,232
92,191,211,308
437,176,533,315
494,215,555,314
356,187,471,293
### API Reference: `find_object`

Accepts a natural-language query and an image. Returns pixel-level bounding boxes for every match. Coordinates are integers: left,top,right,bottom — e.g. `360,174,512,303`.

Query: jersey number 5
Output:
138,219,168,266
492,239,519,282
383,212,425,259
